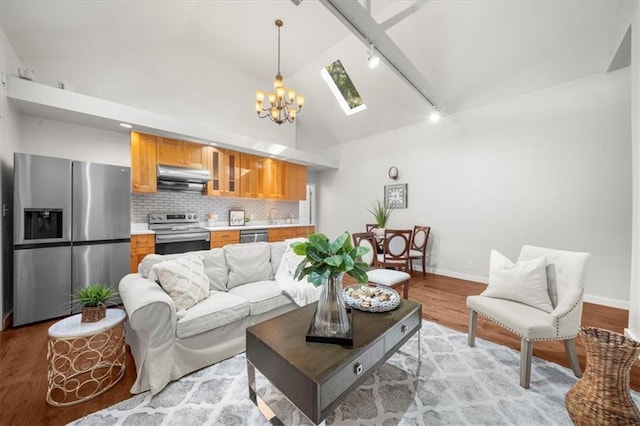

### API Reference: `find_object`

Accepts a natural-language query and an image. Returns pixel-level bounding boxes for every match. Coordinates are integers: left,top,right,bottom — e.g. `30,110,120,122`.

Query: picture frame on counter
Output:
229,210,245,226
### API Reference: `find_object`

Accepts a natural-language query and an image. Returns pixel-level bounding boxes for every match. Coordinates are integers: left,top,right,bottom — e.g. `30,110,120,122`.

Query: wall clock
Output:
384,183,408,209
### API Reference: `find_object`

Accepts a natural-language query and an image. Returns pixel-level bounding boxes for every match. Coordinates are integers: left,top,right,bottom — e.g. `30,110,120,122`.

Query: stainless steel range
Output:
149,212,210,255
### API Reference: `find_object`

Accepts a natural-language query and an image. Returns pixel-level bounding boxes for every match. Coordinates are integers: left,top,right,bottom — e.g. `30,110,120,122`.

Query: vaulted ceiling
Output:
0,1,629,153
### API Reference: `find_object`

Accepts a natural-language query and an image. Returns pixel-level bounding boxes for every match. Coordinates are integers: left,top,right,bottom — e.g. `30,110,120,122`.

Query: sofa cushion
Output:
139,249,228,292
228,280,293,315
224,242,272,289
270,241,288,277
201,248,228,291
176,292,250,339
140,253,181,278
149,254,210,311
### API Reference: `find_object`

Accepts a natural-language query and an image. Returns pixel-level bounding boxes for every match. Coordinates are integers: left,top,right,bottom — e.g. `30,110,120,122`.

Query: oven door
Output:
155,232,210,255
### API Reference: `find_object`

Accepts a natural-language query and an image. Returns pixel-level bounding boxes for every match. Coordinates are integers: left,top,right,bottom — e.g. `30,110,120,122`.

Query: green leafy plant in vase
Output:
367,199,394,236
74,284,118,323
291,232,370,342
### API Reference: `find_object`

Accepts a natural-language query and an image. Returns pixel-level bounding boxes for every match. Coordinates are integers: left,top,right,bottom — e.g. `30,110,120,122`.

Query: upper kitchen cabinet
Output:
239,153,265,199
157,137,207,169
131,131,157,193
264,158,285,200
205,147,240,197
284,162,307,201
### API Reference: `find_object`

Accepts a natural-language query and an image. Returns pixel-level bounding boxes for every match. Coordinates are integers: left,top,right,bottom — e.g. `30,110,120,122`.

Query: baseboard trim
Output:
2,312,13,330
423,267,488,285
419,268,629,310
624,328,638,341
583,294,629,310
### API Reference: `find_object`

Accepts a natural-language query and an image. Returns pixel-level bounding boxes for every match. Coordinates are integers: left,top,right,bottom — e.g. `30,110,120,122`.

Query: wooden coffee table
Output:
246,299,422,425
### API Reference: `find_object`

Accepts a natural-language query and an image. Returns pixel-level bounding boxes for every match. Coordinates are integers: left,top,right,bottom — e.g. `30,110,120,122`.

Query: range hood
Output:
157,164,211,192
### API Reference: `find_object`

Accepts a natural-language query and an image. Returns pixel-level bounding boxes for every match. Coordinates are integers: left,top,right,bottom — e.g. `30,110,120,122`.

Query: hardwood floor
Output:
0,273,637,425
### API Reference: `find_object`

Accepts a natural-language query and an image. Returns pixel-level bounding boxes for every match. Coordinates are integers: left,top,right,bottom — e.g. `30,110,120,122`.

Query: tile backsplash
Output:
131,191,299,224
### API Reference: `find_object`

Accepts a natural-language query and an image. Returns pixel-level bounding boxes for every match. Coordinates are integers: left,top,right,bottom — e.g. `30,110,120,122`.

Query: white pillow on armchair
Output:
481,249,554,313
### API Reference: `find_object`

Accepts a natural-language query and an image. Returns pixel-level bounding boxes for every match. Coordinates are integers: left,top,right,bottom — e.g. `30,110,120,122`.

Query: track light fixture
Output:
429,107,441,123
367,43,380,69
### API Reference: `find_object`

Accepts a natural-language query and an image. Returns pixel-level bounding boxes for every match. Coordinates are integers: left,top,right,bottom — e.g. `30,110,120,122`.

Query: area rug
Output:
70,320,640,425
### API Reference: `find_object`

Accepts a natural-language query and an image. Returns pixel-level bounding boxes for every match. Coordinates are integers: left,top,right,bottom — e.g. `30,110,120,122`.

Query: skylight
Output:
321,59,366,116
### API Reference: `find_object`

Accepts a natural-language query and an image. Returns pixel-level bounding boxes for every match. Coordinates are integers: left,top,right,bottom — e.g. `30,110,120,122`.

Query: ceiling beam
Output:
319,0,445,113
379,2,427,31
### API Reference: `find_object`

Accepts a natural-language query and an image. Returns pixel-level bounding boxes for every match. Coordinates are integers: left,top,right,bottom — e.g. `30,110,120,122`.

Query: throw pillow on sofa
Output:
275,239,321,306
149,254,210,311
481,249,554,313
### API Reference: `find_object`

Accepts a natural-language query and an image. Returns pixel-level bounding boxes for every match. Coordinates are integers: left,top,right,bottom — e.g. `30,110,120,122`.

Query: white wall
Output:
19,43,297,151
317,69,632,308
0,26,22,328
18,115,130,166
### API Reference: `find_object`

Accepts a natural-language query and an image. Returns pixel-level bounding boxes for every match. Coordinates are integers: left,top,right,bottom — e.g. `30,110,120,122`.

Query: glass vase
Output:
310,273,350,339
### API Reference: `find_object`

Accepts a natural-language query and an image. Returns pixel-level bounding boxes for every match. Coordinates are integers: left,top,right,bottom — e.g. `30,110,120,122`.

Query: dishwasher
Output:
240,228,269,243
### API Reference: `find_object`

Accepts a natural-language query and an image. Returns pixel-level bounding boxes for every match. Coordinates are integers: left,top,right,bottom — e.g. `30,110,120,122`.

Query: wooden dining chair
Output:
409,226,431,276
351,232,411,298
365,223,379,233
379,229,413,273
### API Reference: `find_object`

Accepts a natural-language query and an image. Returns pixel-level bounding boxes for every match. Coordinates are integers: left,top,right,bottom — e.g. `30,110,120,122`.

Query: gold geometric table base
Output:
46,322,126,407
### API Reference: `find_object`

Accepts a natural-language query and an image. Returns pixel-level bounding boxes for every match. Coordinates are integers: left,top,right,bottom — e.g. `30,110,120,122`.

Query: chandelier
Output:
255,20,304,125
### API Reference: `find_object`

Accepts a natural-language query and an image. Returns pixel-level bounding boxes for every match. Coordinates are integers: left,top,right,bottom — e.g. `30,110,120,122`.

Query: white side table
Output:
46,308,126,407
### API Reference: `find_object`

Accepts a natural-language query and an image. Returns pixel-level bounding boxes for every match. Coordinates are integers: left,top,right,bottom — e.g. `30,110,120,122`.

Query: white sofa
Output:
119,241,307,395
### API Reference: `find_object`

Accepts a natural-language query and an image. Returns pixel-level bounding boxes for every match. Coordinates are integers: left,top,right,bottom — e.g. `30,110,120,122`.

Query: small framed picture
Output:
229,210,245,226
385,183,408,209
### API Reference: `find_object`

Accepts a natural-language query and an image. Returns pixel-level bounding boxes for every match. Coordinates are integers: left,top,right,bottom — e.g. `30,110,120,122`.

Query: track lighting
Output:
429,108,441,123
367,44,380,69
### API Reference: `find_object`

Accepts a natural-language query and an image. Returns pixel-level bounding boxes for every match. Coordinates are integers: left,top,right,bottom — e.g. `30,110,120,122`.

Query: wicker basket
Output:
81,305,106,323
565,327,640,425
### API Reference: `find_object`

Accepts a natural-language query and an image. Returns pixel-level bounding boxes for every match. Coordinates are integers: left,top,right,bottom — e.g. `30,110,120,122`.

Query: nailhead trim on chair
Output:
467,289,583,342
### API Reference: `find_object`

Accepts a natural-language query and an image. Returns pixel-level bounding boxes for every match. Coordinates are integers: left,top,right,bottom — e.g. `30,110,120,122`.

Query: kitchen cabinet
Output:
205,147,240,197
239,153,265,198
284,162,307,201
130,234,155,272
210,230,240,249
131,132,158,193
264,158,285,199
157,137,207,169
268,226,315,242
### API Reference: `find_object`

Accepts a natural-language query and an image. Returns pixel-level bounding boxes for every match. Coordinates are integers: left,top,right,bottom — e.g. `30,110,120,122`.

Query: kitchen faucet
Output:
269,208,278,224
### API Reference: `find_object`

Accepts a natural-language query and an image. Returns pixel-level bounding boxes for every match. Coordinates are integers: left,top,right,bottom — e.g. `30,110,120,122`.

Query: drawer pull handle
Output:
401,325,408,334
354,362,363,376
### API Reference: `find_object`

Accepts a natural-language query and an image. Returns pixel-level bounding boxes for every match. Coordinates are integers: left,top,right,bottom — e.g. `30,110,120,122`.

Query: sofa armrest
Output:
119,273,177,333
119,273,178,394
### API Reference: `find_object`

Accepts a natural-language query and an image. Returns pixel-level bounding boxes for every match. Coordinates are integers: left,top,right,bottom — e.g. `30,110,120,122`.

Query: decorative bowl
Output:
343,284,400,313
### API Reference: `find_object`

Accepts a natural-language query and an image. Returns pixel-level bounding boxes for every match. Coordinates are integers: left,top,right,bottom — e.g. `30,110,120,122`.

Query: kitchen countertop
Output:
130,222,315,235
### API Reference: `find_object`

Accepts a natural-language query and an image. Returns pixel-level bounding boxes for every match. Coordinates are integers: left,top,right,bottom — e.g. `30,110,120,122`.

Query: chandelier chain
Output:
277,24,281,76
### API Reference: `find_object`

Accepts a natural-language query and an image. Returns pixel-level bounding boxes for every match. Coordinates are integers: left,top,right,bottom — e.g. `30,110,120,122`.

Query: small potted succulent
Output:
74,284,118,323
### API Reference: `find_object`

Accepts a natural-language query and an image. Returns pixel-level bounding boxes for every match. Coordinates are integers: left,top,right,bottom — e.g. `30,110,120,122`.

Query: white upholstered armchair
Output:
466,245,590,388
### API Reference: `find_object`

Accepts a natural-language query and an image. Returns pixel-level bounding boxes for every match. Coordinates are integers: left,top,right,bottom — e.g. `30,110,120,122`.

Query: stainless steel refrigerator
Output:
13,153,131,326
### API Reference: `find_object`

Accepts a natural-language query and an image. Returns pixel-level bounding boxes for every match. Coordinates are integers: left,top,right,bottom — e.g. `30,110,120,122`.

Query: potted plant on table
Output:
367,200,393,236
73,284,118,323
291,232,370,343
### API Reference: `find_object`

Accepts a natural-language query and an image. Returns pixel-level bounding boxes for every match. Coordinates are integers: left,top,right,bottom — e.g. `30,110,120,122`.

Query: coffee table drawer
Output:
385,308,421,352
321,339,384,410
